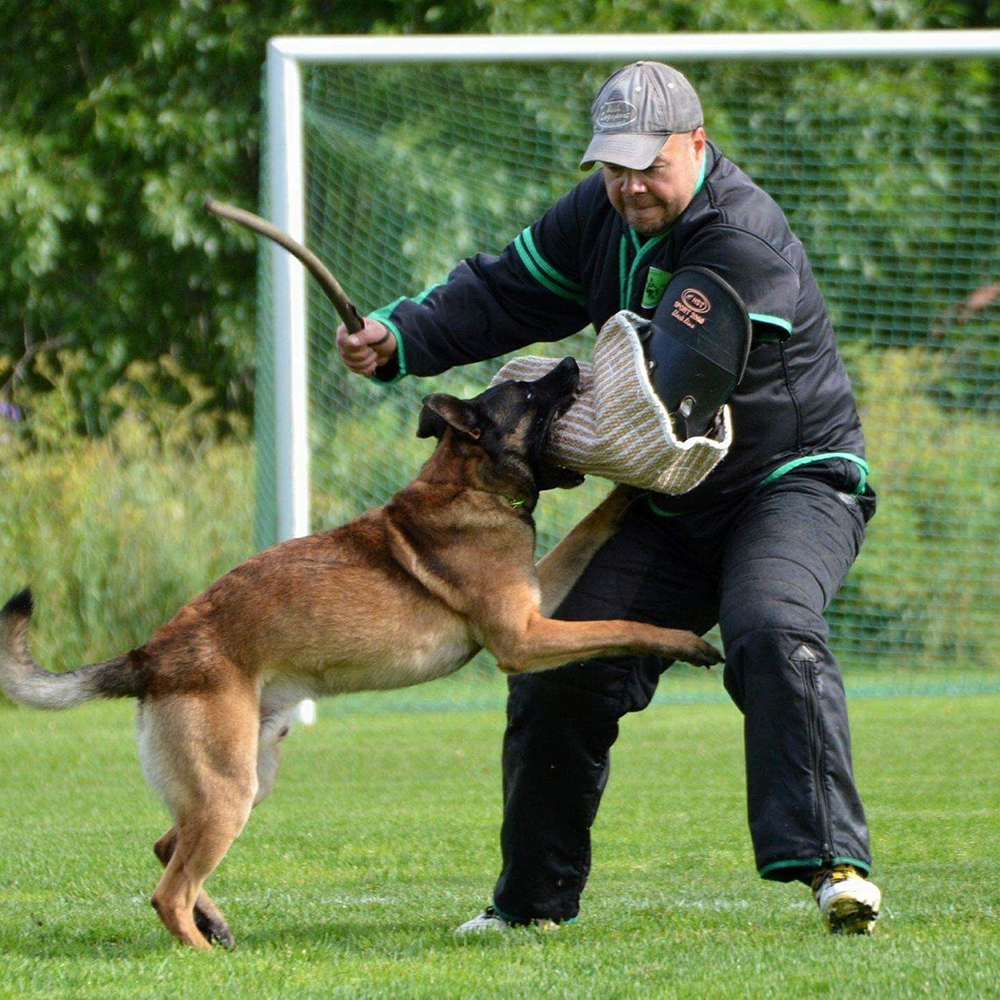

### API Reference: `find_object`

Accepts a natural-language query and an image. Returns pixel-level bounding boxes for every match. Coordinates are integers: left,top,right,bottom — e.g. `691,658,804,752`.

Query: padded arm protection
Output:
643,267,752,439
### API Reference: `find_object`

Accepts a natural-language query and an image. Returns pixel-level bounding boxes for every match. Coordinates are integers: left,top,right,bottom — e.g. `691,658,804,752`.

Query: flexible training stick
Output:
204,198,364,334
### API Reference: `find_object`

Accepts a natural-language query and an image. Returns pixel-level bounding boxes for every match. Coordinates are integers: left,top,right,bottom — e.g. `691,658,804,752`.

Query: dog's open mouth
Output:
537,388,578,445
532,393,585,490
538,361,582,431
555,391,578,420
523,357,583,490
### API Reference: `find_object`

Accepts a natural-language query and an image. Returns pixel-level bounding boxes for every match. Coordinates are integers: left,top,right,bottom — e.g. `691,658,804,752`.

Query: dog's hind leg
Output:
153,808,252,950
144,684,259,950
536,485,636,615
153,827,235,949
254,698,296,809
149,701,293,947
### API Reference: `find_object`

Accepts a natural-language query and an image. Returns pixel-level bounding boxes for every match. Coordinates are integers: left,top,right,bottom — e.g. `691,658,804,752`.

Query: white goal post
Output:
261,30,1000,725
263,29,1000,548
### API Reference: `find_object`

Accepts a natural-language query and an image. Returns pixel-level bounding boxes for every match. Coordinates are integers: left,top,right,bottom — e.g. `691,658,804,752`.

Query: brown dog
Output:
0,357,721,950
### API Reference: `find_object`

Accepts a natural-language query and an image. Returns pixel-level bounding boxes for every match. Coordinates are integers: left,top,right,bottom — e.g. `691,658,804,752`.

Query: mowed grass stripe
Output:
1,693,998,998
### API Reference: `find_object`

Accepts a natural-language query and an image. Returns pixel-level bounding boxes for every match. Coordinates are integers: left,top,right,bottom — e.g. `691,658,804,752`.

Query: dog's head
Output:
416,357,585,498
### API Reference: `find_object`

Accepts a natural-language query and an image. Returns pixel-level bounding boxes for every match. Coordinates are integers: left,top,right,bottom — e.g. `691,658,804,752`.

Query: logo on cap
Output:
596,100,638,130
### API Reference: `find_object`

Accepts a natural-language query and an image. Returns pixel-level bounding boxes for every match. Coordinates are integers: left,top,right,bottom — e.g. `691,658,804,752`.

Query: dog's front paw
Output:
664,631,724,668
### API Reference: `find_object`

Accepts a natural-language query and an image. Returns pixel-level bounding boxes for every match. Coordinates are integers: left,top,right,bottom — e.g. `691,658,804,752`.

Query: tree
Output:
0,0,488,430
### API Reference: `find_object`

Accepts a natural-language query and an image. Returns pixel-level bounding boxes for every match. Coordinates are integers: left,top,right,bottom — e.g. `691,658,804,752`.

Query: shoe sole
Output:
454,918,562,934
824,896,880,935
533,919,561,932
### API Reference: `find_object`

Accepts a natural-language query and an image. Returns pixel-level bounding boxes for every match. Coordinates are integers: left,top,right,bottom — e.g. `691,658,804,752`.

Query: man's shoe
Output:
454,906,561,934
811,864,881,934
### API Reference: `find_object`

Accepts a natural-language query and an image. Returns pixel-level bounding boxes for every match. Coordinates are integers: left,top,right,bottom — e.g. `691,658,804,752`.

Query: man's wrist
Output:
371,328,395,351
370,319,406,384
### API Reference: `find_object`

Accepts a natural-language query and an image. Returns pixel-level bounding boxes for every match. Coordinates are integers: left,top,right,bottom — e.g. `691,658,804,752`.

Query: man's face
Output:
602,129,706,236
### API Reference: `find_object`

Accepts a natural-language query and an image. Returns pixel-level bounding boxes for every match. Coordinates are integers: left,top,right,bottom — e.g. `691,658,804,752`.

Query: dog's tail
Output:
0,589,143,709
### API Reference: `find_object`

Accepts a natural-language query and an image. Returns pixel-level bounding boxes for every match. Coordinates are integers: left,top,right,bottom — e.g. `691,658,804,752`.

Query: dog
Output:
0,357,722,950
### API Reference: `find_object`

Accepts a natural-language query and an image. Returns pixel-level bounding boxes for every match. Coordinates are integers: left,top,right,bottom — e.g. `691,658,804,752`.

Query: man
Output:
337,62,881,935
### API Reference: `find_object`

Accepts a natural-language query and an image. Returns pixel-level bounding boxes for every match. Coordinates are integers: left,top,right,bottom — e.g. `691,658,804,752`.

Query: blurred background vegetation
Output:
4,0,999,433
2,1,1000,673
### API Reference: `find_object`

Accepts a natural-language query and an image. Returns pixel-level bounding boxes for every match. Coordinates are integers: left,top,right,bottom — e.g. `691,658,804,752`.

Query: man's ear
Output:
416,393,482,440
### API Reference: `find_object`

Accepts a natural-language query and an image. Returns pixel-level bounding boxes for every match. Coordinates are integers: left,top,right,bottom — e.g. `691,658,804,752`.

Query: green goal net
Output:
257,51,1000,689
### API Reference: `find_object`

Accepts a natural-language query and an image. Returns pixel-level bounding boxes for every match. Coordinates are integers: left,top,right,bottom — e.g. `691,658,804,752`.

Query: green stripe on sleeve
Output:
369,296,405,319
367,298,408,385
518,227,584,291
413,281,444,304
514,229,586,304
365,281,444,385
749,313,793,335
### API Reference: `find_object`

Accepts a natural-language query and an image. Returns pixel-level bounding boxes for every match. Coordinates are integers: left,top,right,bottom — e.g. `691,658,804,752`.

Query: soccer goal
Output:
257,31,1000,686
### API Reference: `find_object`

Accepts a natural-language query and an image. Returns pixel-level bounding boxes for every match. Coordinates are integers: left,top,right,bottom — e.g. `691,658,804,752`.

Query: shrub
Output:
0,355,254,678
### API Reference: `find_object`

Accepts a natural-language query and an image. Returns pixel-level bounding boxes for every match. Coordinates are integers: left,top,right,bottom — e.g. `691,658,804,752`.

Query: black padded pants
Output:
492,472,874,923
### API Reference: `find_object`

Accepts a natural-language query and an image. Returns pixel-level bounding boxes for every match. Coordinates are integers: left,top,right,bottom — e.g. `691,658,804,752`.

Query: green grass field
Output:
2,671,999,999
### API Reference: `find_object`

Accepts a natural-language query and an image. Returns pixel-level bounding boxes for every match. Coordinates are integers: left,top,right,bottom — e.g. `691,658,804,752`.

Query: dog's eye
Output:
525,390,533,401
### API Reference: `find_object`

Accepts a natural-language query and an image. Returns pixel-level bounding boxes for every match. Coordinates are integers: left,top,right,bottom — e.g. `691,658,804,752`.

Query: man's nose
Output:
622,169,648,194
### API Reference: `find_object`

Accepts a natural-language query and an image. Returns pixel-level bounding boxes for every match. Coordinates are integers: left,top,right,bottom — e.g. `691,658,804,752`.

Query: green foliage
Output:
0,356,255,672
4,349,248,453
6,1,1000,436
0,0,491,430
841,346,1000,668
488,0,1000,33
6,4,1000,679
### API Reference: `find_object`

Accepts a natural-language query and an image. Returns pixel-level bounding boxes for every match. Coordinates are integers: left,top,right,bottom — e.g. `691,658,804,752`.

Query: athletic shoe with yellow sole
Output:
812,864,882,934
454,906,562,934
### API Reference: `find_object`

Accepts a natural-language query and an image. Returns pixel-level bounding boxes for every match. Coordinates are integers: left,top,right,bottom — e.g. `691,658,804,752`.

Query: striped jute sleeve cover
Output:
490,311,732,495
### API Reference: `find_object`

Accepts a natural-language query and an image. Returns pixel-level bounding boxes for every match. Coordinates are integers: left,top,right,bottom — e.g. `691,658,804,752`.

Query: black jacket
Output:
372,142,868,511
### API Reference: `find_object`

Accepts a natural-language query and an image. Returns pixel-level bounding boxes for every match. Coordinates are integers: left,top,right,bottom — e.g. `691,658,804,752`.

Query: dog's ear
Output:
416,393,482,440
416,404,448,440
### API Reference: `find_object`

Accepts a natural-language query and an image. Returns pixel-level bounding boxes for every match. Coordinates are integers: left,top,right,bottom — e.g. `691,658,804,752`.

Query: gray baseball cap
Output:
580,61,703,170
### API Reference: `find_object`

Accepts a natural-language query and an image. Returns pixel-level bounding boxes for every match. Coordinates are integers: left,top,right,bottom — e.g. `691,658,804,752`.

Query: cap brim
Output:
579,132,668,171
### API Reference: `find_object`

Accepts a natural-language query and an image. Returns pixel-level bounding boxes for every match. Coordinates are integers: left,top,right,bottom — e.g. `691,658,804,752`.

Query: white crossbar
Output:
270,30,1000,63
